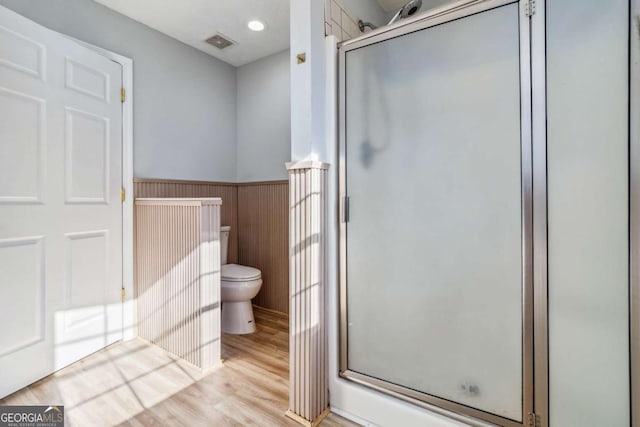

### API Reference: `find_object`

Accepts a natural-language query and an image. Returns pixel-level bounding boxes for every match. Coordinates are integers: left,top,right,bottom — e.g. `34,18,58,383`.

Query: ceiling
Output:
93,0,290,67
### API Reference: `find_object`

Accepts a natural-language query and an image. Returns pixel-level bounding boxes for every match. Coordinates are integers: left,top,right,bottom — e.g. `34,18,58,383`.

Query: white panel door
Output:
0,6,123,397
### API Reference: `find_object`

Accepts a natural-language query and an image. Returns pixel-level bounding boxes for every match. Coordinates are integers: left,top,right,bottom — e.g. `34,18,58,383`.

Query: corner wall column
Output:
286,161,330,426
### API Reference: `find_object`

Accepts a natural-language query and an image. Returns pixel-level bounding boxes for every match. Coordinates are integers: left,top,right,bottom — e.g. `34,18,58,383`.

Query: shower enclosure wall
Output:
337,0,632,426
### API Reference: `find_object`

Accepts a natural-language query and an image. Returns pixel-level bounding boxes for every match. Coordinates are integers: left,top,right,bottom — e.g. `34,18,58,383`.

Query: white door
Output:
0,6,123,397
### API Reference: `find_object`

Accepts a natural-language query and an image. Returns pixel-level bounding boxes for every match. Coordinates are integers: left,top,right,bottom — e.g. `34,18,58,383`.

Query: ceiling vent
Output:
205,33,236,50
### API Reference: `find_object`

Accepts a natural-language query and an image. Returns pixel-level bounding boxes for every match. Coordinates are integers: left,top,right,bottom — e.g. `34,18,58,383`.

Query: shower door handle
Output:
341,196,350,223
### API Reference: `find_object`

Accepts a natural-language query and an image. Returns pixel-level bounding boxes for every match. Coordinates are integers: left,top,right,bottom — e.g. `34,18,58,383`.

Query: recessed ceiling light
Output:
248,20,265,32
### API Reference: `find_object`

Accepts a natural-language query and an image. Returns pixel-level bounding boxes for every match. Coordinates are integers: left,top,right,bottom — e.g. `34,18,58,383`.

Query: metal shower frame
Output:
337,0,547,425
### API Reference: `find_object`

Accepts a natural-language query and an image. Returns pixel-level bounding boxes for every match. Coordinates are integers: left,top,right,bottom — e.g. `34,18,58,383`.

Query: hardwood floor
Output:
0,307,358,427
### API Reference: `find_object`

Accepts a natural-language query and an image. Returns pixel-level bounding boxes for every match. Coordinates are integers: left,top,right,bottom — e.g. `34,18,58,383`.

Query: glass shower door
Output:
339,1,531,425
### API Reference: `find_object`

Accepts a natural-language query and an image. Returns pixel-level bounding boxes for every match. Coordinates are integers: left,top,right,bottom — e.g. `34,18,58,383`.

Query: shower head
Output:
400,0,423,17
388,0,423,25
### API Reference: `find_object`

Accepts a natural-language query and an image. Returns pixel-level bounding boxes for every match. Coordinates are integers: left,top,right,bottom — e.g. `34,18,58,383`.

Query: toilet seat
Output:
221,264,261,282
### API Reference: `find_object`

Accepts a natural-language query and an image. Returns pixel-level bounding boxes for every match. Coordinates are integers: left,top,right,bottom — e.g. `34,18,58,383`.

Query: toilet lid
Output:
221,264,261,282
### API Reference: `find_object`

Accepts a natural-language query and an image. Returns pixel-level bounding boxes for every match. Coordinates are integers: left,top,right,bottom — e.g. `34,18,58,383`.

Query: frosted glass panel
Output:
344,3,523,421
547,0,630,425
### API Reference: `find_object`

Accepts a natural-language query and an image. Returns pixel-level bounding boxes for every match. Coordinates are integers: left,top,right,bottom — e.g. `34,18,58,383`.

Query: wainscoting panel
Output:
237,181,289,314
134,178,290,315
134,179,238,263
135,198,221,369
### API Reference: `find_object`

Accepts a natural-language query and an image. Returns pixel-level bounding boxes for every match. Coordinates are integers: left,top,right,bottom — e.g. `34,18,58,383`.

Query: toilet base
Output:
221,301,256,334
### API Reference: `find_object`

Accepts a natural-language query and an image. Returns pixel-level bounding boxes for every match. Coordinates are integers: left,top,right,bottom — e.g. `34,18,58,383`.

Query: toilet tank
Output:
220,226,231,265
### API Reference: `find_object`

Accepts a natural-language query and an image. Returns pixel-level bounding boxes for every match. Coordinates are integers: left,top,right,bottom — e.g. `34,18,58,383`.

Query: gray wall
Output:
0,0,237,182
236,50,290,182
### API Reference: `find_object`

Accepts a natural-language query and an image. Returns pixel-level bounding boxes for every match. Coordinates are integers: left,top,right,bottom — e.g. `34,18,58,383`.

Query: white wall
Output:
341,0,387,27
0,0,237,182
236,50,290,182
420,0,460,14
291,0,327,162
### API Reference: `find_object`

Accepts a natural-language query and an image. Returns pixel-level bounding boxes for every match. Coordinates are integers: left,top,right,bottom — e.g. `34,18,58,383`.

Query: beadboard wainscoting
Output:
135,198,222,369
134,178,290,314
238,181,289,313
134,179,238,263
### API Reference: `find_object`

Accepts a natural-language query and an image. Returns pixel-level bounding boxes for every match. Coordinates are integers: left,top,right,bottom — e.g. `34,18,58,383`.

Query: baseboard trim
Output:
330,406,371,426
285,407,331,427
253,304,288,319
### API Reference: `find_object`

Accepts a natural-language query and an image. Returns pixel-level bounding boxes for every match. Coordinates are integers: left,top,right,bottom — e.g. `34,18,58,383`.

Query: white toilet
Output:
220,226,263,334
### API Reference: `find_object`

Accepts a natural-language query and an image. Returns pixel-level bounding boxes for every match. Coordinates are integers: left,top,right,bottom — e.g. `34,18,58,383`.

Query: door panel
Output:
0,25,45,79
0,87,45,203
64,57,111,102
0,6,123,397
0,236,44,356
547,0,630,425
64,107,110,203
340,2,528,424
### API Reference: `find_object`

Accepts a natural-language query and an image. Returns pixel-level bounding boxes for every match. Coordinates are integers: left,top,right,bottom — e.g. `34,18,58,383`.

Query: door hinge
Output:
341,195,350,223
121,187,126,202
527,412,539,427
120,88,126,103
524,0,536,17
121,287,125,302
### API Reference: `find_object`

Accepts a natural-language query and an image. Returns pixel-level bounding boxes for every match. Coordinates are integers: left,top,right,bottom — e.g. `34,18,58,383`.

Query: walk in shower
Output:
339,1,532,425
337,0,634,426
336,0,636,425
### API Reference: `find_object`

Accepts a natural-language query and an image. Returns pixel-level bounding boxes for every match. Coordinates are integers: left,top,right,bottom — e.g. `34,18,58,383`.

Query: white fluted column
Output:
285,161,330,426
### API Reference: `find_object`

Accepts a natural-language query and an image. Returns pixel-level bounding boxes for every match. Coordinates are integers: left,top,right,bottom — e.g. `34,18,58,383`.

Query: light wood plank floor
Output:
0,307,358,427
